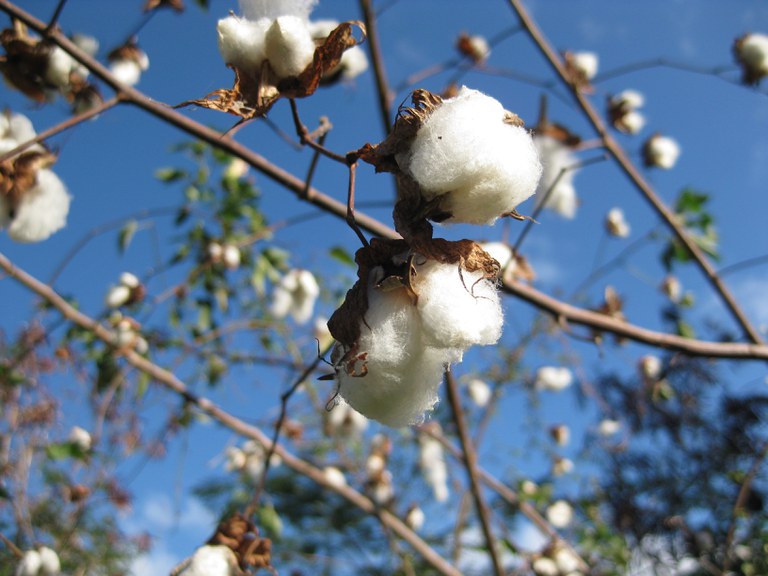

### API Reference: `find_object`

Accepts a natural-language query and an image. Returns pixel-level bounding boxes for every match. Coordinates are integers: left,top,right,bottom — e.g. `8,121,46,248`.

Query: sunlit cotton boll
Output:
4,169,70,243
271,269,320,324
598,419,621,436
239,0,317,21
37,547,60,576
535,366,573,391
643,134,680,169
605,207,630,238
222,243,241,270
534,135,578,218
532,557,559,576
180,545,239,576
105,285,131,308
415,259,503,353
571,51,598,81
609,90,646,134
265,16,316,78
467,378,492,407
335,276,447,427
323,466,347,489
405,504,425,531
68,426,92,452
217,15,271,72
16,550,42,576
546,499,574,528
109,55,148,87
395,86,542,225
735,32,768,83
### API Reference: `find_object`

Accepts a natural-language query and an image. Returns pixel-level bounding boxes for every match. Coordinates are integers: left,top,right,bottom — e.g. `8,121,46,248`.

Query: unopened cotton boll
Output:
643,134,680,169
396,86,542,225
271,269,320,324
217,15,271,72
180,545,239,576
606,207,630,238
265,16,316,79
416,260,503,351
6,169,70,243
546,499,574,528
535,366,573,391
534,135,578,219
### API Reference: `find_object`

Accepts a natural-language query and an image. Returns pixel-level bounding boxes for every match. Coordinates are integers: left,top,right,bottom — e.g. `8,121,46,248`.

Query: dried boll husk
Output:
328,238,502,427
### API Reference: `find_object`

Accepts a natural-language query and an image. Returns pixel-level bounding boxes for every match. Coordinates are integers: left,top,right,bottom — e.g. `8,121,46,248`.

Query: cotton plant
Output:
608,89,646,134
271,268,320,325
456,32,491,64
0,111,71,243
642,133,681,169
734,32,768,85
545,499,574,529
535,366,573,392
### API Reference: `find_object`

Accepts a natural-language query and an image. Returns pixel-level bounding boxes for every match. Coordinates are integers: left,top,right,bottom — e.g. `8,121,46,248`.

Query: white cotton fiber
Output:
6,112,38,145
7,169,70,242
534,135,578,219
239,0,317,22
396,86,541,224
217,15,271,72
181,545,239,576
265,16,316,78
110,60,142,86
737,33,768,75
416,260,502,350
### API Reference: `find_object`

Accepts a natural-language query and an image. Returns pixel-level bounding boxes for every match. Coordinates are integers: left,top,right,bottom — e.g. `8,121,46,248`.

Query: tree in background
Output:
1,1,767,574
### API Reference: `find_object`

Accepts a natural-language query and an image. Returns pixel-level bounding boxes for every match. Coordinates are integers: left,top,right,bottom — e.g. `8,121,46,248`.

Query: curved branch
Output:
505,0,764,346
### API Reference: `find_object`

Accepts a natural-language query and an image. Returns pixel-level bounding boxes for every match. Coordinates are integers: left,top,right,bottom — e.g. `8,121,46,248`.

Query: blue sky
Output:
2,1,768,573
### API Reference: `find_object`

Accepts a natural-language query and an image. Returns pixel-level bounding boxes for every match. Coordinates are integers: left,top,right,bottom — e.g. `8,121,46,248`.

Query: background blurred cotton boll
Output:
571,50,599,80
37,546,61,575
643,134,681,169
535,366,573,391
7,169,71,243
180,545,239,576
534,134,579,218
16,550,42,576
271,269,319,324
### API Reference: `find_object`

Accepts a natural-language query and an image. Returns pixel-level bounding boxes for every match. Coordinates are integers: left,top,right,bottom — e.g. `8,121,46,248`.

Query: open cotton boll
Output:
546,499,574,529
396,86,541,224
467,378,492,407
37,547,60,576
180,545,239,576
534,134,578,219
606,207,630,238
16,550,42,576
309,19,368,80
217,15,271,72
416,259,503,350
419,433,449,502
265,16,316,79
735,33,768,84
110,59,143,86
6,169,70,242
535,366,573,391
571,51,598,81
271,269,319,324
239,0,317,22
45,46,79,88
643,134,680,169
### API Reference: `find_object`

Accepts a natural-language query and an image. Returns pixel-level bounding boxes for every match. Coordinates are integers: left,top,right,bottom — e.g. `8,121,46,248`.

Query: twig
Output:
506,0,765,346
0,531,23,558
444,370,504,576
0,250,462,576
44,0,67,33
288,99,347,164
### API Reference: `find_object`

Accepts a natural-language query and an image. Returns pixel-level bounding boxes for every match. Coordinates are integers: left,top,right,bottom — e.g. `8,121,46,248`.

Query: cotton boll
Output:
419,434,449,502
735,33,768,84
639,354,662,381
323,466,347,488
222,243,241,270
550,424,570,447
180,545,239,576
571,51,598,81
643,134,680,169
619,110,645,134
110,59,143,86
552,457,574,476
271,269,320,324
265,16,316,79
535,366,573,392
546,500,574,528
532,557,559,576
369,469,395,505
660,275,681,302
327,399,368,435
239,0,317,21
467,378,492,407
554,547,581,574
45,46,79,88
598,419,621,436
606,207,630,238
416,260,503,350
68,426,92,451
7,169,70,242
37,547,60,576
105,285,131,308
16,550,42,576
612,89,644,110
534,135,578,219
217,15,270,72
396,87,542,225
405,504,425,531
224,446,247,471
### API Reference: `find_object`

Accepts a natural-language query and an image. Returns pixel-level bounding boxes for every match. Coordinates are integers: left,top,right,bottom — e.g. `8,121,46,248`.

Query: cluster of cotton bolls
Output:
224,440,281,481
15,547,60,576
0,112,71,243
330,246,503,427
364,433,394,504
532,544,583,576
109,312,149,354
271,268,320,325
217,0,368,83
105,272,144,308
207,240,242,270
394,87,542,225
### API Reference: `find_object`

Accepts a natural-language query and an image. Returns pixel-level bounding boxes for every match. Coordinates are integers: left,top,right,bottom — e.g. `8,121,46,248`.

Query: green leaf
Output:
676,320,696,339
155,167,187,183
136,371,150,399
46,442,87,461
329,246,355,267
118,219,138,253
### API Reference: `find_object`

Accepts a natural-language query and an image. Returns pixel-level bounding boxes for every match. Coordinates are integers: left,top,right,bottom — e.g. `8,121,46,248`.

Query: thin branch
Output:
0,250,462,576
359,0,394,135
288,99,348,165
44,0,67,33
444,370,504,576
506,0,765,346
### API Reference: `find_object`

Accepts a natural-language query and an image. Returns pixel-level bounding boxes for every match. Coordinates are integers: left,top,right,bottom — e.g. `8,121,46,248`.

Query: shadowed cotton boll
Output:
265,16,316,78
16,550,42,576
416,260,502,352
534,135,578,219
643,134,680,169
396,86,541,224
271,269,320,324
5,169,70,243
735,32,768,84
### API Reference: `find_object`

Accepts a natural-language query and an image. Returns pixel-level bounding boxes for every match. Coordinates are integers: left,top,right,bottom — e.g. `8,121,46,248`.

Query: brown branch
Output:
506,0,764,346
444,370,504,576
0,250,462,576
503,278,768,360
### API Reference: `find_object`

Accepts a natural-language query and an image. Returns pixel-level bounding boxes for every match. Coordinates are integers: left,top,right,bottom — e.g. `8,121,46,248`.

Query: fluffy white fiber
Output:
571,50,599,80
419,434,449,502
533,135,578,219
180,545,239,576
416,259,502,351
645,134,680,169
5,169,70,243
271,268,320,324
265,16,316,78
738,33,768,75
239,0,317,22
396,86,541,225
606,207,630,238
535,366,573,391
217,15,271,71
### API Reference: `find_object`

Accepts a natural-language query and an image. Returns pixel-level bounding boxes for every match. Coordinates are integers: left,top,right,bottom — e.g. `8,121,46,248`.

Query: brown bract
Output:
562,50,595,93
0,21,53,103
207,513,272,572
143,0,185,13
176,21,366,120
0,149,57,213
